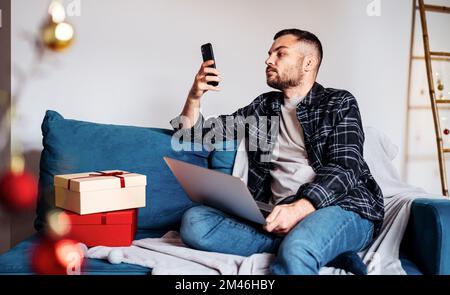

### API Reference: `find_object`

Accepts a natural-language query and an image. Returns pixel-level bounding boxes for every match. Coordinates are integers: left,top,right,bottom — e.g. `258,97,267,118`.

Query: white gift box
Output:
54,170,146,215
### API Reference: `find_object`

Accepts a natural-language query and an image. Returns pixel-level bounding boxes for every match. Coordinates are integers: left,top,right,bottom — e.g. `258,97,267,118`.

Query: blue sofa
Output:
0,110,449,275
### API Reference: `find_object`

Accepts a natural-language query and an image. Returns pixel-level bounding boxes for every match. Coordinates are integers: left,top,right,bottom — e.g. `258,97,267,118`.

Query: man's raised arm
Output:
177,60,221,130
169,61,267,149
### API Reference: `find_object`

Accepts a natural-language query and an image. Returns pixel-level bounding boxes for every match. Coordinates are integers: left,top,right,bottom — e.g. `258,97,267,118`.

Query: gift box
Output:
62,209,137,247
54,170,146,215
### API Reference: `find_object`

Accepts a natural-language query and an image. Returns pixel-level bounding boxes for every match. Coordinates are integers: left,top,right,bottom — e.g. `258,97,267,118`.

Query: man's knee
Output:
180,205,222,249
271,238,320,275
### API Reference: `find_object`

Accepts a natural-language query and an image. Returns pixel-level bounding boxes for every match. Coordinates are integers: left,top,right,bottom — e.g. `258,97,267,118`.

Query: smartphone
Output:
201,43,219,87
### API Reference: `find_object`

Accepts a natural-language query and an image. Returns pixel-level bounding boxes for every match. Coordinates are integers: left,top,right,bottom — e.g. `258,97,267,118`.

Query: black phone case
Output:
201,43,219,87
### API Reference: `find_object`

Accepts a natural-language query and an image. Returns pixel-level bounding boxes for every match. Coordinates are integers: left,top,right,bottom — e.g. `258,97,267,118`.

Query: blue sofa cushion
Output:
208,141,239,175
402,198,450,275
35,110,211,231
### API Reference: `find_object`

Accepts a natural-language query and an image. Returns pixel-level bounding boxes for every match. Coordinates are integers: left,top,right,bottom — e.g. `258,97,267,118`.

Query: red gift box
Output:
62,209,138,247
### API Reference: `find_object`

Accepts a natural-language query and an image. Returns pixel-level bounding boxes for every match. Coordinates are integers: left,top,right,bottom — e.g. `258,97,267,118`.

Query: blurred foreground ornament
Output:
0,154,38,211
41,0,75,52
46,209,71,239
31,237,84,275
0,1,76,214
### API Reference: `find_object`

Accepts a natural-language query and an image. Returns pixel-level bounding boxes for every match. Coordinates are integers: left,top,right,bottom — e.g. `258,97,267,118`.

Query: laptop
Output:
163,157,274,225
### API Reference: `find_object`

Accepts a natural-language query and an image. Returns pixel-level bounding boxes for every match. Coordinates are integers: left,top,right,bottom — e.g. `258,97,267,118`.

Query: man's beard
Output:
266,65,303,90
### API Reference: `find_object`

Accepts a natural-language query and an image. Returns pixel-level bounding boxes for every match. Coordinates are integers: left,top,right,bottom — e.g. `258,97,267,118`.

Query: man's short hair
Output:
274,29,323,69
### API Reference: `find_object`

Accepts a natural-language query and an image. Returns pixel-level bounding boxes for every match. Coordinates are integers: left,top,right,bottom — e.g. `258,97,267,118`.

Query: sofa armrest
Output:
402,198,450,275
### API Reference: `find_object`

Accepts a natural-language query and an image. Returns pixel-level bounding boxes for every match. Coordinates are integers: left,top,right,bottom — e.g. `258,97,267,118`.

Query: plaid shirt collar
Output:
267,82,328,115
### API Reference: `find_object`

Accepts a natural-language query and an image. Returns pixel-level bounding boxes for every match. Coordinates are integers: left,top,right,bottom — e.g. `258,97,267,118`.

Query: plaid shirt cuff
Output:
296,182,334,209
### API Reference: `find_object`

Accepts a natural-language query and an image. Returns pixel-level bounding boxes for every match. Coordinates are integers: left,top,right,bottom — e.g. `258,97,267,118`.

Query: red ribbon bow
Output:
67,171,130,190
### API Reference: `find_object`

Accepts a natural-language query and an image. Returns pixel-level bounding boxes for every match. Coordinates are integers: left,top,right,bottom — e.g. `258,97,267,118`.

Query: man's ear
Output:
303,55,319,73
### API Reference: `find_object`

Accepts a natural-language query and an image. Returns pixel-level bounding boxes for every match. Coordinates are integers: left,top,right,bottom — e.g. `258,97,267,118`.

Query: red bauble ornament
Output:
31,237,84,275
0,170,38,211
444,129,450,136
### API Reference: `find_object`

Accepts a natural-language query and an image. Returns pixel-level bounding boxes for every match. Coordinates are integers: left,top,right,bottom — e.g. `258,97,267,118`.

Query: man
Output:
169,29,384,275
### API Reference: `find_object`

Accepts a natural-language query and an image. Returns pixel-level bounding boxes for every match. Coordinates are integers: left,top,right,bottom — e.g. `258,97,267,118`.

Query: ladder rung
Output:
409,105,430,110
436,100,450,104
443,148,450,153
412,55,450,62
424,4,450,13
409,105,450,110
417,4,450,13
430,51,450,57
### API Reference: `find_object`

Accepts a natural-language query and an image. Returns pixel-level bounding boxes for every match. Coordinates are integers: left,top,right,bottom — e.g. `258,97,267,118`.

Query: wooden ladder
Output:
409,0,450,196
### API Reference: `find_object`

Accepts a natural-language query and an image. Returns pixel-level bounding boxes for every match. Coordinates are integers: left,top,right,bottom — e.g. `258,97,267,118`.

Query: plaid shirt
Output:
170,82,384,236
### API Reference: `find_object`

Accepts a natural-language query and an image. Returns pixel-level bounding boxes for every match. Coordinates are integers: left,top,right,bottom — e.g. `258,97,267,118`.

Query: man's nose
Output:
265,56,274,67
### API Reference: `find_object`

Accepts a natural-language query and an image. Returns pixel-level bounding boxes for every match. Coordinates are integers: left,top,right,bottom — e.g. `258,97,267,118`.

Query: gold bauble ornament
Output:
437,80,445,92
41,18,75,52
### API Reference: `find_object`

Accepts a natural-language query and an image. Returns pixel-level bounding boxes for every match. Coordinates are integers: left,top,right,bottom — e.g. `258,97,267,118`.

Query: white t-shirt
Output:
269,96,316,205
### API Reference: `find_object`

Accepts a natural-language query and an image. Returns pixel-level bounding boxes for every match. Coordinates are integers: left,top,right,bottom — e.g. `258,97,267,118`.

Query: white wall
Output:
11,0,436,189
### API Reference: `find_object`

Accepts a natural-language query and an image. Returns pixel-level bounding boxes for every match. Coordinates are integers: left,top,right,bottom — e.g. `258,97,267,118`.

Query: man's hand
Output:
188,60,222,100
179,60,222,129
263,198,316,235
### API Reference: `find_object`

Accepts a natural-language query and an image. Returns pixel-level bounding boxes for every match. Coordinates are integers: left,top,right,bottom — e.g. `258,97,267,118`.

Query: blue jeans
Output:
180,205,374,275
